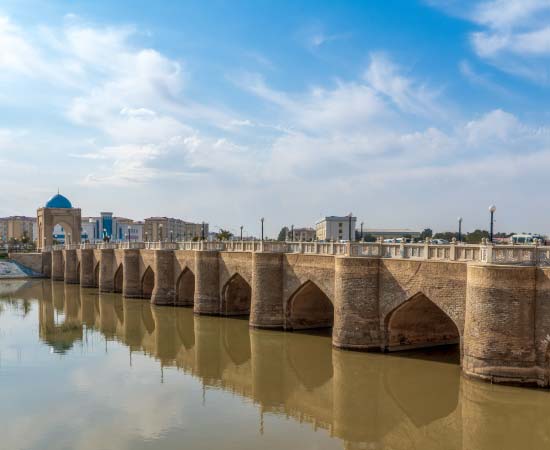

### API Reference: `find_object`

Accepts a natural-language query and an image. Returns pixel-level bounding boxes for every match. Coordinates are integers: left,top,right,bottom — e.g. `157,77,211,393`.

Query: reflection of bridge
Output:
9,280,550,450
10,239,550,388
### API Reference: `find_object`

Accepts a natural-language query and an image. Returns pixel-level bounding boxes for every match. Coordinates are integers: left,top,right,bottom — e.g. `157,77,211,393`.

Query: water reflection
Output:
3,280,550,450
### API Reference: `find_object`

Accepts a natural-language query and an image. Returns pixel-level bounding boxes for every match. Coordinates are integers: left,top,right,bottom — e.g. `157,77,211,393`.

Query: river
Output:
1,279,549,450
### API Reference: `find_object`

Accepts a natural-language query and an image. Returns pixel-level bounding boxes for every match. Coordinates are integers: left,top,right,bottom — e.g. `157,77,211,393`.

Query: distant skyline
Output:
1,0,550,237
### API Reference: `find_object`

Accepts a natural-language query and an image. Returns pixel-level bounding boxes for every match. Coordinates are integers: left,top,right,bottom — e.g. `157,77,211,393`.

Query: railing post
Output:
346,241,351,257
330,241,334,255
399,240,406,258
450,238,457,261
424,238,430,260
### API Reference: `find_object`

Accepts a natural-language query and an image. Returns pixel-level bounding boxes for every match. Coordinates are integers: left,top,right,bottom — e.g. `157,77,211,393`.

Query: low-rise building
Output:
0,216,36,242
363,228,422,240
144,217,208,242
287,227,316,241
316,215,357,242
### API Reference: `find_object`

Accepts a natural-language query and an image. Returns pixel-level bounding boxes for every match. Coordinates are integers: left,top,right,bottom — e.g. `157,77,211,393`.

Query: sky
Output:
1,0,550,237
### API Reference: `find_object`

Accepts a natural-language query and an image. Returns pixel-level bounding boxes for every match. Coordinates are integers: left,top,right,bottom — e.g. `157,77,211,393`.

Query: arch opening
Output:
141,267,154,299
385,293,460,352
287,281,334,330
221,273,251,316
175,268,195,307
52,221,74,245
114,264,123,293
93,263,99,288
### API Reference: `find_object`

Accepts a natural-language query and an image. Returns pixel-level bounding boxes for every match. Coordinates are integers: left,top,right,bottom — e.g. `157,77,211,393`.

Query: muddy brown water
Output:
1,279,550,450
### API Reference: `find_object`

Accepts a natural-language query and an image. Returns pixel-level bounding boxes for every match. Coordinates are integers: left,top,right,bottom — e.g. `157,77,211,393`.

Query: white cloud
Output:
430,0,550,83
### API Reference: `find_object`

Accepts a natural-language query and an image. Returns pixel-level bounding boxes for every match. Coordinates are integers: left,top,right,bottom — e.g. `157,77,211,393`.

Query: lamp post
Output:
201,222,205,241
240,225,243,241
458,217,463,242
145,231,148,242
348,213,353,242
291,224,294,241
103,228,107,242
261,217,264,241
127,226,131,243
159,224,163,242
170,230,173,243
489,205,496,243
361,222,364,242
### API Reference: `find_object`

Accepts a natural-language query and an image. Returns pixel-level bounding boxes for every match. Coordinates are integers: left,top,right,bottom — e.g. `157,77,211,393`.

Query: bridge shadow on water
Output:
387,343,461,366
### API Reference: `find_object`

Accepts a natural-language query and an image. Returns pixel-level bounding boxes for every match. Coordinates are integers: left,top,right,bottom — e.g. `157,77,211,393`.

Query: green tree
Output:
277,226,289,241
420,228,433,240
216,229,233,241
465,229,490,244
433,231,457,241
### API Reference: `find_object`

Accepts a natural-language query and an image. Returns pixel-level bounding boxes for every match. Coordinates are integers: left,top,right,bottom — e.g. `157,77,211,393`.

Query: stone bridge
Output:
11,239,550,387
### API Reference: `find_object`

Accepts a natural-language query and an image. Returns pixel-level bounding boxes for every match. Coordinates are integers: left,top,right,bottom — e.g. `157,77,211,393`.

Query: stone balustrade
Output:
39,239,550,266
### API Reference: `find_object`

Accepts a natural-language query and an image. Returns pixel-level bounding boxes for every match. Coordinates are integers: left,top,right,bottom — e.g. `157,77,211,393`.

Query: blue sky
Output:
1,0,550,236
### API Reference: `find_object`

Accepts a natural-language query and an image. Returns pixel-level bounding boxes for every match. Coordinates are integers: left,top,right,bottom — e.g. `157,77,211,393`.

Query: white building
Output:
316,215,357,242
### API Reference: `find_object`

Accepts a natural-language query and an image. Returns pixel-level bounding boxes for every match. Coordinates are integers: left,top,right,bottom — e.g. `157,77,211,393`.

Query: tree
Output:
420,228,433,240
216,229,233,241
433,231,457,241
277,226,289,241
465,229,490,244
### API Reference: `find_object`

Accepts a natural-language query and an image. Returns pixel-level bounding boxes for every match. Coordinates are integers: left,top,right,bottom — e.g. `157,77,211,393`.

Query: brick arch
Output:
383,291,460,352
114,264,123,293
93,262,100,288
286,280,334,330
221,272,251,316
141,266,155,300
175,267,195,307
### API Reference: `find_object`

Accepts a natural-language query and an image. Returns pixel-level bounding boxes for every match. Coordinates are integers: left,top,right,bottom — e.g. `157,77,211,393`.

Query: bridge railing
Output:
35,239,550,266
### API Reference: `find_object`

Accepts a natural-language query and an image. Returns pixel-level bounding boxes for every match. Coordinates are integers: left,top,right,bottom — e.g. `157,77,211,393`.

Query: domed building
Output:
37,192,81,249
44,194,73,209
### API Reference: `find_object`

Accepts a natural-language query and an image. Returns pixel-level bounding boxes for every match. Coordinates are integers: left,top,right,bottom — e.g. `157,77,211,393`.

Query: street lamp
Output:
348,213,353,242
489,205,496,243
127,225,131,243
261,217,264,241
291,224,294,241
170,230,173,242
159,224,163,242
201,222,205,241
145,231,148,242
458,217,463,242
361,222,364,242
240,225,243,241
103,228,107,242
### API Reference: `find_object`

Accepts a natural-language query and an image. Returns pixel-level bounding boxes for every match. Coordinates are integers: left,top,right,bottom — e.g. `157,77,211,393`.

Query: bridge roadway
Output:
11,239,550,388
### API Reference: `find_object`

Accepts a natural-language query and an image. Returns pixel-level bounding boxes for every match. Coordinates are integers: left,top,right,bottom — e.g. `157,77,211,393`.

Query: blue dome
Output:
45,194,72,209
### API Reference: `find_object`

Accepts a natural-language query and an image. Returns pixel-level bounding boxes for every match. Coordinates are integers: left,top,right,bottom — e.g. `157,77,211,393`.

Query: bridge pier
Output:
42,251,52,278
51,250,64,281
250,252,284,329
79,249,95,287
333,257,381,351
122,249,142,298
151,250,175,305
194,250,220,315
99,249,115,293
463,264,538,386
64,249,79,284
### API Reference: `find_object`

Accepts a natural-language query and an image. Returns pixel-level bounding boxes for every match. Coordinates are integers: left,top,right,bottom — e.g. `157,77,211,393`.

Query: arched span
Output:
286,280,334,330
221,273,251,316
384,292,460,352
93,262,100,288
175,267,195,307
114,264,123,294
141,266,155,300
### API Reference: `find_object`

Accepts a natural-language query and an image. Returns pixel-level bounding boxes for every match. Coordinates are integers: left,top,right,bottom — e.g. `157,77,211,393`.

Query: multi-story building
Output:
315,215,357,242
0,216,36,242
287,227,316,241
81,213,144,242
144,217,208,242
